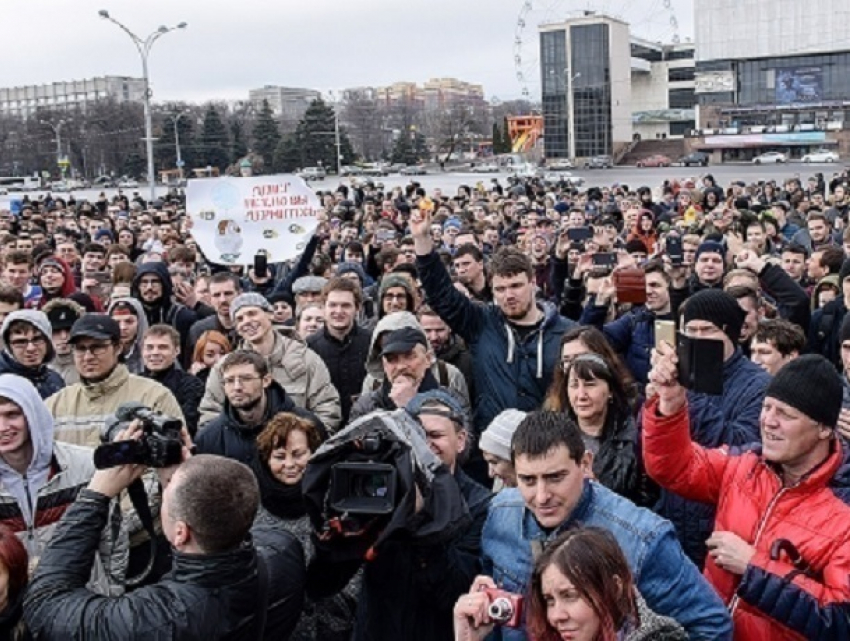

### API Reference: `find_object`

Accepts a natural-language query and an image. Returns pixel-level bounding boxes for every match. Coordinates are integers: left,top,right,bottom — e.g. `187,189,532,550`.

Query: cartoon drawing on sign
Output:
215,219,244,262
262,229,279,239
289,224,306,234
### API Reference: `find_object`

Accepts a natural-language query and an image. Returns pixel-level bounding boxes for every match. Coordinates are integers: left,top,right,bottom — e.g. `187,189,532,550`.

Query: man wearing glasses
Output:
195,350,324,463
0,310,65,398
46,314,184,449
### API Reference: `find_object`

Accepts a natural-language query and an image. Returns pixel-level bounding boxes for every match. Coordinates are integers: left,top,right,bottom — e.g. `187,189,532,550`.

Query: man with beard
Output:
130,262,199,355
418,304,474,401
411,207,575,437
195,350,323,463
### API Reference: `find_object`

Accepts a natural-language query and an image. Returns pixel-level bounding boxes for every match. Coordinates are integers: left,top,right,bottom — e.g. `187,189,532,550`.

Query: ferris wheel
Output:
514,0,684,101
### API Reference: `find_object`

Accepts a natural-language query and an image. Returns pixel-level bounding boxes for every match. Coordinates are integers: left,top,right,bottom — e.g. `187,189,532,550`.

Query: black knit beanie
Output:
765,355,842,427
683,289,746,345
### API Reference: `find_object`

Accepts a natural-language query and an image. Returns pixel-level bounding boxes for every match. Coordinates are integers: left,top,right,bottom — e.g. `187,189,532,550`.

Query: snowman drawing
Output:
215,219,244,262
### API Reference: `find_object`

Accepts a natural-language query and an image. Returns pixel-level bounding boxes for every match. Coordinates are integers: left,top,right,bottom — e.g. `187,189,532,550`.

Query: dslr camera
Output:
94,402,184,470
484,588,524,628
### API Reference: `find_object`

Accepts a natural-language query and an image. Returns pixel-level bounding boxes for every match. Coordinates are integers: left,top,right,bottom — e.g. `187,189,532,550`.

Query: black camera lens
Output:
351,473,390,499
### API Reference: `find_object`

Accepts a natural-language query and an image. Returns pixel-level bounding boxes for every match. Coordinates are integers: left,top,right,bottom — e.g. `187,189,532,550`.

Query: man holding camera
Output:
24,439,306,640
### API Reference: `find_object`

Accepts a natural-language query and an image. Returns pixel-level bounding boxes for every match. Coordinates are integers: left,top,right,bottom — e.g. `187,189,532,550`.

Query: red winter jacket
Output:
643,396,850,641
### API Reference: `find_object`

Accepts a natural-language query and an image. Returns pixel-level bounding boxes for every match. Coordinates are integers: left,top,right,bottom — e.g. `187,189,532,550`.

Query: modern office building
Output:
539,14,695,161
0,76,146,119
248,85,322,123
691,0,850,160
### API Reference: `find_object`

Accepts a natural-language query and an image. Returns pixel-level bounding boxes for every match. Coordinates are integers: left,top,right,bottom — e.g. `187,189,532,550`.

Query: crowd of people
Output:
0,166,848,640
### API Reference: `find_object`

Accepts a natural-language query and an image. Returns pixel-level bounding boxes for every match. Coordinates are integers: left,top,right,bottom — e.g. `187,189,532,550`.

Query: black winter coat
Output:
591,412,657,508
23,490,305,640
142,364,205,436
307,324,372,425
195,381,325,464
0,351,64,400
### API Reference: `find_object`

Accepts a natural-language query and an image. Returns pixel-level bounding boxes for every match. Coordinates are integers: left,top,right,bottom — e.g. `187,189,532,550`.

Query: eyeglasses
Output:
73,343,112,356
383,293,408,301
9,336,47,349
223,375,262,387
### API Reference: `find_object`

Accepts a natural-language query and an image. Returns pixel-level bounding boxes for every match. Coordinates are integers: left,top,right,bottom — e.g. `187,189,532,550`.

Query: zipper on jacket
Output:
728,472,789,617
22,474,35,543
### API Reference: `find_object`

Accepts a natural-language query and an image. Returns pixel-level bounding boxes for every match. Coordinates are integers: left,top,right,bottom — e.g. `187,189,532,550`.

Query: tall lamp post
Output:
98,9,187,203
325,91,343,175
166,111,191,180
39,118,66,178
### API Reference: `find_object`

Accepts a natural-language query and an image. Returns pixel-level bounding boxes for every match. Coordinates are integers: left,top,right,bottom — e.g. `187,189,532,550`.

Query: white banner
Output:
187,174,321,266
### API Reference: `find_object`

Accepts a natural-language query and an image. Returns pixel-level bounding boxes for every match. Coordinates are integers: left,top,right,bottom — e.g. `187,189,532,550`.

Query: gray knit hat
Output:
292,275,328,295
480,409,527,461
230,293,272,323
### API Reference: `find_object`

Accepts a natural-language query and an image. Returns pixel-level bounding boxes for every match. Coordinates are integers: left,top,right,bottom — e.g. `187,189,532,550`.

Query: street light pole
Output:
167,111,190,180
326,91,342,175
98,9,187,204
40,118,66,178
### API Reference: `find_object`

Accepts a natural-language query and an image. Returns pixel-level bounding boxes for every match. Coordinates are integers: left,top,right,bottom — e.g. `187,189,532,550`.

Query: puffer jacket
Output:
643,396,850,641
0,350,64,399
591,411,656,508
106,297,149,375
24,490,306,640
358,312,470,407
0,375,126,596
648,349,770,567
416,250,576,430
199,329,341,432
196,380,324,464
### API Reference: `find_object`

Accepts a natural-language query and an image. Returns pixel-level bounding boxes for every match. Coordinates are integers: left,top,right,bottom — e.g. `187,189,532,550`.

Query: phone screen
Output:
592,253,617,268
654,320,676,351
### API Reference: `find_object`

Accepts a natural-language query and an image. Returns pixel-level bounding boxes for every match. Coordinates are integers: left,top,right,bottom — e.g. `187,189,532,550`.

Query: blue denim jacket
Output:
481,481,732,641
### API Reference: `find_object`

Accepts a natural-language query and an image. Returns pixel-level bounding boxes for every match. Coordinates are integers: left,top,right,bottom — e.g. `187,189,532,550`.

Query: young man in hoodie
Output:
0,373,127,595
0,310,65,399
107,298,148,375
130,263,199,356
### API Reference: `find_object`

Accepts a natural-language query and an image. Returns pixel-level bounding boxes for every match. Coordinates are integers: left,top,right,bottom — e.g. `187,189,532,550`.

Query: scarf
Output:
249,455,307,520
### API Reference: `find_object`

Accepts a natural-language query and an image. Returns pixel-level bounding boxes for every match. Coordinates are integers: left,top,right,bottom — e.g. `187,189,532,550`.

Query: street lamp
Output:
39,118,66,178
99,9,187,203
325,91,343,176
166,111,191,180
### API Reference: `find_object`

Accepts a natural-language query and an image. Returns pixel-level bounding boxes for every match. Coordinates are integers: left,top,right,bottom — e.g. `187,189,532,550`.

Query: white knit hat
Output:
479,409,527,461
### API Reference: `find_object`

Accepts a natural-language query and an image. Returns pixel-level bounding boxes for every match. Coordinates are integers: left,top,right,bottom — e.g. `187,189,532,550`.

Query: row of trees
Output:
0,94,534,179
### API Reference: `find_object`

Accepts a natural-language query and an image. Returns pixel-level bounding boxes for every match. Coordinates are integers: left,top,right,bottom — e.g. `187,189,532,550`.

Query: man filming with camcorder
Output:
23,424,306,640
303,390,491,641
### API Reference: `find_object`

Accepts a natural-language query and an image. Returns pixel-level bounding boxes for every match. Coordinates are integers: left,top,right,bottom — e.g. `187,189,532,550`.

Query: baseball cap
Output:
380,327,428,357
69,314,120,343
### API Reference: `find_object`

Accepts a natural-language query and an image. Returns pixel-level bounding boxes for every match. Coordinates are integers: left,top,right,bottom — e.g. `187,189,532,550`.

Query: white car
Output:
118,179,139,188
543,171,585,187
752,152,787,164
472,163,499,173
547,159,574,170
802,150,839,163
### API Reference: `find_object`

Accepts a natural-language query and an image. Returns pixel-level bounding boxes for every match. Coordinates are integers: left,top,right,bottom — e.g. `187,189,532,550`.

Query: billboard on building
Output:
775,67,823,104
695,70,734,94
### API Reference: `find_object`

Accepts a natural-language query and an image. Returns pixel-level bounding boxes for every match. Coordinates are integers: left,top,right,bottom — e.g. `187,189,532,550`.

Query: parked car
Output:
298,167,327,181
339,165,362,177
636,154,672,168
361,164,389,177
583,155,612,169
387,163,407,173
472,163,499,173
752,151,787,164
543,171,585,187
802,149,840,163
117,179,139,188
678,151,710,167
547,158,574,170
400,165,427,175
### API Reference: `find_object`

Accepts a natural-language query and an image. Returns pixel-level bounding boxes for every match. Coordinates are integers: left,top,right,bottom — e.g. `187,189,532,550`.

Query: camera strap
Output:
125,478,158,587
254,553,270,639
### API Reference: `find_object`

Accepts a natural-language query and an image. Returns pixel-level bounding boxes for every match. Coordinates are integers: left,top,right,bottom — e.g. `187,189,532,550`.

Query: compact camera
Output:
484,588,524,628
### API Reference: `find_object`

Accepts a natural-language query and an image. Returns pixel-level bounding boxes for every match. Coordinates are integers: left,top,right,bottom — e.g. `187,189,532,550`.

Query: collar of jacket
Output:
170,540,257,586
0,350,51,380
81,363,129,399
521,478,594,542
146,363,178,383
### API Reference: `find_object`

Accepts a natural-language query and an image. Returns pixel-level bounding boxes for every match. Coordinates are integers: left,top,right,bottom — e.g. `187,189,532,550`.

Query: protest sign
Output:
187,174,321,266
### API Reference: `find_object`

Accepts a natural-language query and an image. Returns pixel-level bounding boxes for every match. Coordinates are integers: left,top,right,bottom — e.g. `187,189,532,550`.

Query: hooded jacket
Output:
0,374,127,595
196,380,324,464
106,297,149,375
35,256,77,309
416,250,576,430
378,274,417,318
130,262,198,344
43,297,85,386
358,312,470,406
199,329,342,432
0,310,65,399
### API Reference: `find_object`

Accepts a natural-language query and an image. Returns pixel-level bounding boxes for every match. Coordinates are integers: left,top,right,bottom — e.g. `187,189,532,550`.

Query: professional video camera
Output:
303,410,470,563
94,402,184,470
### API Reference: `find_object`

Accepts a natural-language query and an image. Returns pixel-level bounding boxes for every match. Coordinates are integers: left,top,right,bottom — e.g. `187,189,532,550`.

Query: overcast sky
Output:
2,0,694,104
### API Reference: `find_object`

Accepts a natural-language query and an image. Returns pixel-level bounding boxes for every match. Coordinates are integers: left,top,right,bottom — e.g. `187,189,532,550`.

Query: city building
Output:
248,85,321,124
0,76,146,119
691,0,850,161
538,14,695,161
422,78,485,111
